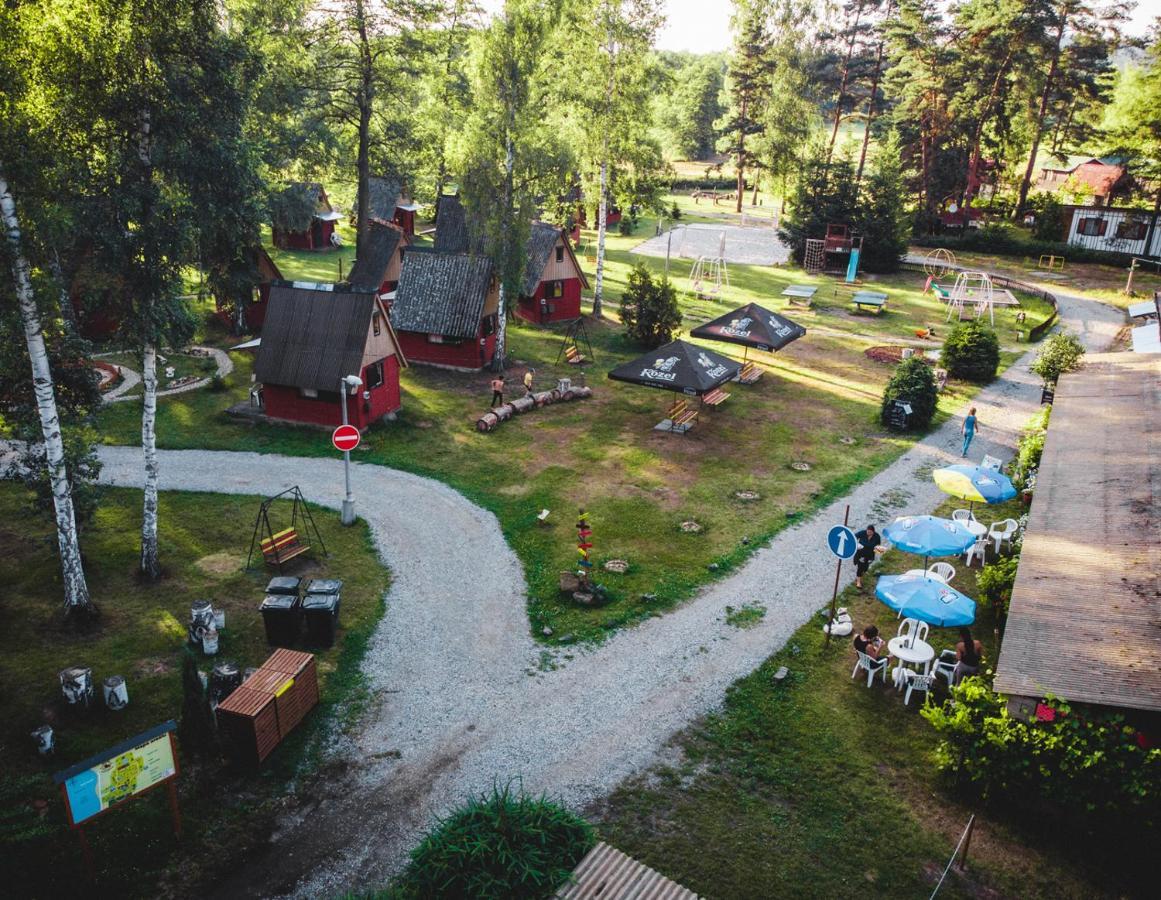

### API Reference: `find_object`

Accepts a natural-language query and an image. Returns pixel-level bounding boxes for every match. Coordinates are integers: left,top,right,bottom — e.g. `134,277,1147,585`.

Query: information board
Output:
55,721,178,827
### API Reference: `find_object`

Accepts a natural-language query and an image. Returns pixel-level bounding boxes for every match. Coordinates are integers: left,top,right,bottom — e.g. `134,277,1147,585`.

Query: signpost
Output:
331,424,360,453
824,507,854,647
337,373,363,525
54,721,181,880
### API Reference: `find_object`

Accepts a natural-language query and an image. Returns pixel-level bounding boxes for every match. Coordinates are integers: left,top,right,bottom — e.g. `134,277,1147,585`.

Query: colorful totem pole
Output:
576,508,593,589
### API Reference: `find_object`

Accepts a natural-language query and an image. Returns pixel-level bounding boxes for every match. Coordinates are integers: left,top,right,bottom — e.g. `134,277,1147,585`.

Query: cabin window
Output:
555,245,564,263
1077,217,1107,237
1116,219,1148,240
546,280,564,299
372,310,382,336
428,334,463,345
366,361,384,389
482,314,497,337
300,387,318,399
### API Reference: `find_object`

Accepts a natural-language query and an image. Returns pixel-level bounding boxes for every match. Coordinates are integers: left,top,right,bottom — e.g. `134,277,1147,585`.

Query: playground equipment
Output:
246,486,328,571
943,271,997,325
804,239,825,274
555,316,595,367
687,232,729,299
1037,254,1065,271
805,224,863,280
923,248,958,279
1123,256,1161,295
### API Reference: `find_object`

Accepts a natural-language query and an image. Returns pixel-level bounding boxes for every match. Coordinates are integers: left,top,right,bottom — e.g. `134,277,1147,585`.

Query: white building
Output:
1063,205,1161,257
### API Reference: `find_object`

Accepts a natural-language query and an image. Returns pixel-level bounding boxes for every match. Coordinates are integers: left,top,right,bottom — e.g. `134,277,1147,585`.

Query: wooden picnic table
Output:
851,291,888,313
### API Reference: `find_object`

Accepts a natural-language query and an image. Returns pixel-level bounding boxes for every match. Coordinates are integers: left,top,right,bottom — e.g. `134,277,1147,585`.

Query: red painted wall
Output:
396,326,494,370
515,278,583,324
393,209,415,238
273,220,336,251
262,357,400,430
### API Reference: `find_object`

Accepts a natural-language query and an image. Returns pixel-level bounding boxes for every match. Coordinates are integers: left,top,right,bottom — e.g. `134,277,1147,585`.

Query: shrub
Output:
209,373,230,392
269,183,318,233
670,201,681,220
880,357,938,430
976,555,1019,616
940,320,1000,382
922,681,1161,823
1013,406,1051,485
619,263,681,348
1030,331,1085,385
393,783,595,899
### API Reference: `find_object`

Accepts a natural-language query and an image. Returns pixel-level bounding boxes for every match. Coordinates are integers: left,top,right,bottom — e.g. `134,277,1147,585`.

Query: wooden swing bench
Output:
260,527,311,567
564,344,587,365
663,398,699,434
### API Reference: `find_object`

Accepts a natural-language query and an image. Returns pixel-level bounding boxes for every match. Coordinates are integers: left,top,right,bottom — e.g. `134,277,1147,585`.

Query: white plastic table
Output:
888,636,934,686
965,520,987,538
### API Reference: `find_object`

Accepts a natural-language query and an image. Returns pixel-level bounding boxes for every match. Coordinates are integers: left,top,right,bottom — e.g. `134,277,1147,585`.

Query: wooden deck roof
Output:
994,353,1161,712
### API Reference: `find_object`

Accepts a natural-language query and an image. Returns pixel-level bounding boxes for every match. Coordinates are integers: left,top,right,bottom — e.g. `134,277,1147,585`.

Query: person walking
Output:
523,368,535,396
961,407,978,457
490,376,505,408
853,524,882,589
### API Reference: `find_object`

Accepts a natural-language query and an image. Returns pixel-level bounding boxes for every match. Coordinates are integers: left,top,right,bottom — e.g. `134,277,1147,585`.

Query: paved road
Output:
94,291,1123,897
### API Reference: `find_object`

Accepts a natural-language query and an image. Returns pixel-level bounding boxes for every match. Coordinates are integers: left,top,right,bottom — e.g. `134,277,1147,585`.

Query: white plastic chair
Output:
901,671,935,706
952,509,974,524
989,518,1018,554
896,617,929,646
933,649,958,684
926,562,955,583
964,537,989,567
851,650,888,688
981,454,1003,471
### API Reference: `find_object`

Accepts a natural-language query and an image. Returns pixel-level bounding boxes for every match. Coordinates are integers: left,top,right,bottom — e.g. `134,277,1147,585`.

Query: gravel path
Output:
92,292,1122,898
100,345,233,404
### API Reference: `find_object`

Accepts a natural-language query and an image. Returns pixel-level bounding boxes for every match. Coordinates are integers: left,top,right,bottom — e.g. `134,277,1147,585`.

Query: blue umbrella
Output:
875,573,977,627
933,464,1017,510
882,515,976,568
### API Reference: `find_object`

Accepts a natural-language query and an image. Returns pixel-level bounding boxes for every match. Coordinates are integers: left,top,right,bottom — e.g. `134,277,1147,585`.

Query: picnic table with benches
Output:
849,290,888,313
702,387,730,406
736,360,761,384
782,284,817,308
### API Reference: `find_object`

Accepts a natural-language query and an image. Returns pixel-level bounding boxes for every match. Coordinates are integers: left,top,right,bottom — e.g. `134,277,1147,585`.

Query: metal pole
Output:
665,224,673,284
340,378,355,525
957,814,976,871
825,504,851,647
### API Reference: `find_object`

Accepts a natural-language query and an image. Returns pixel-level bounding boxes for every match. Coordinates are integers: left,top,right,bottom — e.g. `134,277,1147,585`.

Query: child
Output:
961,407,978,457
490,376,505,408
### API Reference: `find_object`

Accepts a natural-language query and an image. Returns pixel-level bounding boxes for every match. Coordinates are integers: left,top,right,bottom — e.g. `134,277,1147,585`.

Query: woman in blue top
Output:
961,407,978,457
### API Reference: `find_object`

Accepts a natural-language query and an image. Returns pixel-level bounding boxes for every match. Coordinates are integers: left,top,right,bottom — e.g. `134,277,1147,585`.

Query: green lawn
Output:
0,483,390,897
591,493,1146,899
92,204,1041,645
97,348,220,398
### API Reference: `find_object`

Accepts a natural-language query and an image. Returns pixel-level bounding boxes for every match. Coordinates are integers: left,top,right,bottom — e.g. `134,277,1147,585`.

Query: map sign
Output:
55,721,178,827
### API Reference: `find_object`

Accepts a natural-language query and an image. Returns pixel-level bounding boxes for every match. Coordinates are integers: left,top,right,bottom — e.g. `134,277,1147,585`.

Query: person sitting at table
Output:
952,627,984,684
853,524,882,589
853,625,888,661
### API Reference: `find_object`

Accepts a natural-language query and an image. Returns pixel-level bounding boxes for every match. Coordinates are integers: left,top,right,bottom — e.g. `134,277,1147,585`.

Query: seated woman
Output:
853,625,887,661
952,627,984,684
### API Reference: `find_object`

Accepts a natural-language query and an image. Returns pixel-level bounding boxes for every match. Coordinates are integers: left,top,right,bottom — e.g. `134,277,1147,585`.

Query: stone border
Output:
96,346,233,404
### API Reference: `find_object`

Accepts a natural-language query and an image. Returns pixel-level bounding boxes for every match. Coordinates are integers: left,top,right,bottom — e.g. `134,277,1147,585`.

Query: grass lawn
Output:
97,348,220,398
92,202,1045,645
589,493,1147,899
0,483,390,897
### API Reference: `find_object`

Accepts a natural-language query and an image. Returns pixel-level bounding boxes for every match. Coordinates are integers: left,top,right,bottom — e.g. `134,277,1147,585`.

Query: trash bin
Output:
305,578,342,596
302,593,340,648
265,576,302,596
209,662,242,704
259,593,302,647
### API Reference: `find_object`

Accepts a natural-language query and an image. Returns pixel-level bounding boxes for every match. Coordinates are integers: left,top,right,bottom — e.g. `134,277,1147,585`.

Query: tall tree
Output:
824,1,880,164
1104,47,1161,254
718,0,772,214
855,1,895,187
567,0,664,317
455,0,571,369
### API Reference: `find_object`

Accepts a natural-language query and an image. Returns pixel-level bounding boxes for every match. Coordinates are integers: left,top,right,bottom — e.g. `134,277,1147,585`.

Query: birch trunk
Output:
594,152,609,318
1,166,94,614
140,343,160,578
493,134,515,371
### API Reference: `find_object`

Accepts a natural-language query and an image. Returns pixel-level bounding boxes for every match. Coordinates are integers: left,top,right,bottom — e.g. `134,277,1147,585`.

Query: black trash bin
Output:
265,576,302,596
305,578,342,596
302,593,341,648
259,593,302,647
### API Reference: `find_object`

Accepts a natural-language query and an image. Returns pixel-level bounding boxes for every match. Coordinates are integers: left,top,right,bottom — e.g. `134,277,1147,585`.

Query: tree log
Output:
475,385,594,433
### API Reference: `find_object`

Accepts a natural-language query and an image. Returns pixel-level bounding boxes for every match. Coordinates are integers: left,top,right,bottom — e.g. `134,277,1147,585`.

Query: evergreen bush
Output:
880,357,938,430
179,649,218,756
392,783,595,899
619,264,681,348
941,320,1000,383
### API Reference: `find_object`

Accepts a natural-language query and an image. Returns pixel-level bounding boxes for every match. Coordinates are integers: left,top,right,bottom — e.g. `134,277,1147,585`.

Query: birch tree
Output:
1,168,95,616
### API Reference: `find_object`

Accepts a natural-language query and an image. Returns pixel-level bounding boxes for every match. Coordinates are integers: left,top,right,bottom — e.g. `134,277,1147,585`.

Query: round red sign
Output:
332,424,361,452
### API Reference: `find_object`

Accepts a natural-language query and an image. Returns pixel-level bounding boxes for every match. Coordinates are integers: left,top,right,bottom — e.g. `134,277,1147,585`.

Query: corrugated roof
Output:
348,223,403,290
391,250,494,339
555,842,700,899
255,283,387,390
993,353,1161,712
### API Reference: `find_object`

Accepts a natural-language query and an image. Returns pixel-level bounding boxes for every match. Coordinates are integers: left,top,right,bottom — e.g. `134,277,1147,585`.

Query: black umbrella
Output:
689,303,806,355
607,339,741,396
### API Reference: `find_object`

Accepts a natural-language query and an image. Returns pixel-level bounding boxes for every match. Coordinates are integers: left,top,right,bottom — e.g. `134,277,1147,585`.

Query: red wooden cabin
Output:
347,222,407,301
389,250,499,371
272,183,342,252
213,246,283,332
254,282,407,430
368,176,417,239
515,223,590,325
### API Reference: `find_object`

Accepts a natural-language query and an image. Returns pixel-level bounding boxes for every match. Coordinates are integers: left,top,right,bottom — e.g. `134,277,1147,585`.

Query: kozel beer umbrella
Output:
608,339,741,396
689,302,806,360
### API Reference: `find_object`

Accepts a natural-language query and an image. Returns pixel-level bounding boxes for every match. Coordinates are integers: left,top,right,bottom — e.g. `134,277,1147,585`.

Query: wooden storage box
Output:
261,649,319,733
217,686,280,766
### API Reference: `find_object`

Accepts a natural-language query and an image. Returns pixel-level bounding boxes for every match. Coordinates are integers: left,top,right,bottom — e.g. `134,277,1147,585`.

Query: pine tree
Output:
718,1,772,214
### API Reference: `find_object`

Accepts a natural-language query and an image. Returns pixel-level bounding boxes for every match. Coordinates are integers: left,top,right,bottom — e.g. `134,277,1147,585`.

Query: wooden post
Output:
824,504,851,647
167,780,182,840
957,814,976,871
77,827,96,883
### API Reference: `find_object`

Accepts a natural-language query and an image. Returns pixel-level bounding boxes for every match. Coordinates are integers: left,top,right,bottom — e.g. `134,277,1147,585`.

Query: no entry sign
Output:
332,424,360,452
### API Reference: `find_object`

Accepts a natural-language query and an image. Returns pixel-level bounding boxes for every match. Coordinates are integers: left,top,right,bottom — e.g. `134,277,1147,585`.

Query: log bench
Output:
260,527,310,568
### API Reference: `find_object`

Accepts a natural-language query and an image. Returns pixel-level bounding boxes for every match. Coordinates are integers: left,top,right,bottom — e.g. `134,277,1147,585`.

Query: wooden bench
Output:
260,527,311,567
564,344,587,365
702,387,730,406
738,361,761,384
663,398,699,433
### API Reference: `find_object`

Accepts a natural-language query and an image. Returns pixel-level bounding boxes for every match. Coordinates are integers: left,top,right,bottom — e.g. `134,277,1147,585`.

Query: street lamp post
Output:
340,374,362,525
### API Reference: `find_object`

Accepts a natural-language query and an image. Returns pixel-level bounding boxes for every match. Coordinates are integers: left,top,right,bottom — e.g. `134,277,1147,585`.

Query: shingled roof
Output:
433,194,477,253
348,223,404,291
391,250,494,339
255,283,394,391
368,176,404,223
520,222,589,296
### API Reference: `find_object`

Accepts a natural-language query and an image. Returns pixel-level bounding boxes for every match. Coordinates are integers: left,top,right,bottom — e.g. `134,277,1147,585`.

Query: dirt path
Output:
93,293,1123,898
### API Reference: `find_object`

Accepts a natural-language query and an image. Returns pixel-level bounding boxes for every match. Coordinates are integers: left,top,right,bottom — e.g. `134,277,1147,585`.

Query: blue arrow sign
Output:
827,525,858,560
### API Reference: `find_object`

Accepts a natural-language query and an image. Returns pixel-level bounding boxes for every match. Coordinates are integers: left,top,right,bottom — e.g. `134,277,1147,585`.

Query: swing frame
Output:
555,316,596,365
245,486,329,571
